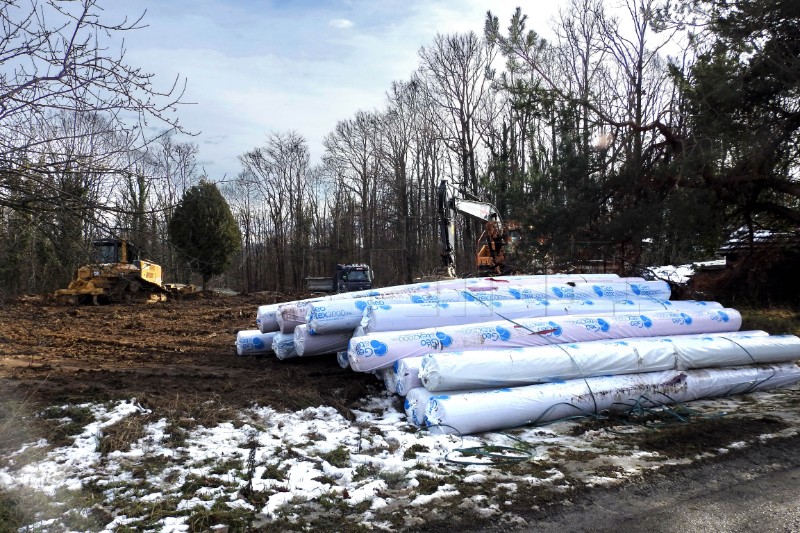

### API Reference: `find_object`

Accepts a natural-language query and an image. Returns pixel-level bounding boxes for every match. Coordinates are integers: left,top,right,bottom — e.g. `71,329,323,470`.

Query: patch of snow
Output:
3,383,800,530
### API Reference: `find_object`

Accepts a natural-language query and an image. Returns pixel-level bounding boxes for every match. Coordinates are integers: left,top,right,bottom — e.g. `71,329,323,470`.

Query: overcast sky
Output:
107,1,566,181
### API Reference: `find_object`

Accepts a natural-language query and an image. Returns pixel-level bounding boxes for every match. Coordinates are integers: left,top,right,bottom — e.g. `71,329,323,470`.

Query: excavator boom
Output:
437,180,519,276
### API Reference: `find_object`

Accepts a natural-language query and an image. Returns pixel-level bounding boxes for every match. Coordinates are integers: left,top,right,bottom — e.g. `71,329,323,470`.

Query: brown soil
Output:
0,292,378,416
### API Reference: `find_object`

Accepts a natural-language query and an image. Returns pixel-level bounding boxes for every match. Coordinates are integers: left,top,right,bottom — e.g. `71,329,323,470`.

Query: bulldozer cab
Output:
92,239,139,265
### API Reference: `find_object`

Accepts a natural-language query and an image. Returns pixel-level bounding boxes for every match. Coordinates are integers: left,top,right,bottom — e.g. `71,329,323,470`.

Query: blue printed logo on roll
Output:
509,288,522,299
411,295,425,304
631,284,642,295
681,312,693,325
355,300,369,311
495,326,511,341
597,318,610,332
552,287,565,298
548,321,563,336
593,285,603,297
712,311,730,322
370,339,388,356
253,337,264,348
641,315,653,328
435,332,453,348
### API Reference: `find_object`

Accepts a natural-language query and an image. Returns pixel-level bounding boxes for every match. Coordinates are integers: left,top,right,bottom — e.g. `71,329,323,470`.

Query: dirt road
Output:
531,434,800,532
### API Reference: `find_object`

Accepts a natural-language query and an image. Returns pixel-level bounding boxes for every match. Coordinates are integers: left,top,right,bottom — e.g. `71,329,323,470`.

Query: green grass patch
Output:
739,307,800,335
402,443,430,460
319,445,350,468
187,500,254,532
629,415,787,458
99,414,149,455
0,489,23,533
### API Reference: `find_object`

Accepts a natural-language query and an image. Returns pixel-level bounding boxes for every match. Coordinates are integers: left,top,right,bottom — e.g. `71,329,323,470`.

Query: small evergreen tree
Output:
169,180,241,289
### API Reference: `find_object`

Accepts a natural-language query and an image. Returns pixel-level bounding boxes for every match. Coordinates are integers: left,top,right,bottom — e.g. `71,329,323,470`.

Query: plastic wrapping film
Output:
347,308,743,372
418,330,777,391
254,274,632,333
487,280,671,302
394,356,424,396
673,334,800,369
292,324,351,357
272,332,298,360
404,387,435,426
336,350,350,368
424,363,800,435
235,329,278,356
256,304,281,334
276,302,315,334
304,289,477,335
382,366,398,393
360,298,723,334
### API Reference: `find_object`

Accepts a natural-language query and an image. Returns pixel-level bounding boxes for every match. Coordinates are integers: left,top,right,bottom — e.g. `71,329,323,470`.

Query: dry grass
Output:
739,307,800,336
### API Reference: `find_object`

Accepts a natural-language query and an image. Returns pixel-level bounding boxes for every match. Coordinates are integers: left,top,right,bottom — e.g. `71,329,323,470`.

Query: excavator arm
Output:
438,180,510,276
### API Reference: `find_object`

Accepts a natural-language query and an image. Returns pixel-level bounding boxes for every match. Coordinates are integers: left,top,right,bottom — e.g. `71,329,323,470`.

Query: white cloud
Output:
101,0,569,181
329,18,354,29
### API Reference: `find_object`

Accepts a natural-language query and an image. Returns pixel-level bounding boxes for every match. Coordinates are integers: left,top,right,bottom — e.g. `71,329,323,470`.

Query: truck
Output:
305,264,374,293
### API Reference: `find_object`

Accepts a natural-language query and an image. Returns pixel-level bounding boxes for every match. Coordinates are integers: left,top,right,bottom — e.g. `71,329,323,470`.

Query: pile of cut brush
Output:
236,273,800,435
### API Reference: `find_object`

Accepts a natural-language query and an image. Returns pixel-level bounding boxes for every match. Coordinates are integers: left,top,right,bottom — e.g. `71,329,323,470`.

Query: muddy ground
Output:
2,292,800,531
0,292,378,422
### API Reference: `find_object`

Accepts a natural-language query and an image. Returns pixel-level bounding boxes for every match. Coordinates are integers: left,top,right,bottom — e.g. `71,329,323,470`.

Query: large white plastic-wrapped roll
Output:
276,302,315,334
404,387,436,426
347,308,743,372
235,329,278,356
673,334,800,369
360,298,723,334
304,290,483,335
425,363,800,435
419,331,776,391
394,356,424,396
292,324,351,357
254,274,629,330
272,332,298,360
487,280,671,302
256,304,281,333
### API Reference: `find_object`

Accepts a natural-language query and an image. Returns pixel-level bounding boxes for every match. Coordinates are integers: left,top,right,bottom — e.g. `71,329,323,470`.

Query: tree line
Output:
0,0,797,298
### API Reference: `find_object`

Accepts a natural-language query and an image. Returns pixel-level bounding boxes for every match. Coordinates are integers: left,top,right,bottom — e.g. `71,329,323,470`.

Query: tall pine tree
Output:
169,180,241,289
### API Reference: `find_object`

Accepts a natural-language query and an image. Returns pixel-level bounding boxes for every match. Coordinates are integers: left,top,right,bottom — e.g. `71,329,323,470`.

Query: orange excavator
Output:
437,180,521,277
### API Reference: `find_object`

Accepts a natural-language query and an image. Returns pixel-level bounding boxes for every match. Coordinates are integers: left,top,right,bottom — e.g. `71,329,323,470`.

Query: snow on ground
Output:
645,259,726,284
2,384,800,531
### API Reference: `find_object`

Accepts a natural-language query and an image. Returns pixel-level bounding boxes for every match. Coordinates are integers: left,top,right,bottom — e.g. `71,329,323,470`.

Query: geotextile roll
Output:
235,329,278,356
347,308,743,372
424,363,800,435
360,298,723,334
272,332,297,360
292,324,351,357
418,331,779,391
256,304,281,334
277,302,312,334
404,387,435,426
394,356,424,396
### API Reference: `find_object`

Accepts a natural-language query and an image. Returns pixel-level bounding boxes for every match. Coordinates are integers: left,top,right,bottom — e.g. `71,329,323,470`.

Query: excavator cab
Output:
93,238,135,264
438,180,523,276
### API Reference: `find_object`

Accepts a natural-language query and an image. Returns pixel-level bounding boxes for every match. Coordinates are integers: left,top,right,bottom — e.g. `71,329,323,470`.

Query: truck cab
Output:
336,264,373,292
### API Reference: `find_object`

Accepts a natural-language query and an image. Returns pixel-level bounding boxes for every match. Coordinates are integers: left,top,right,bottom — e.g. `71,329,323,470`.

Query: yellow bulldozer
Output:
55,238,192,304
